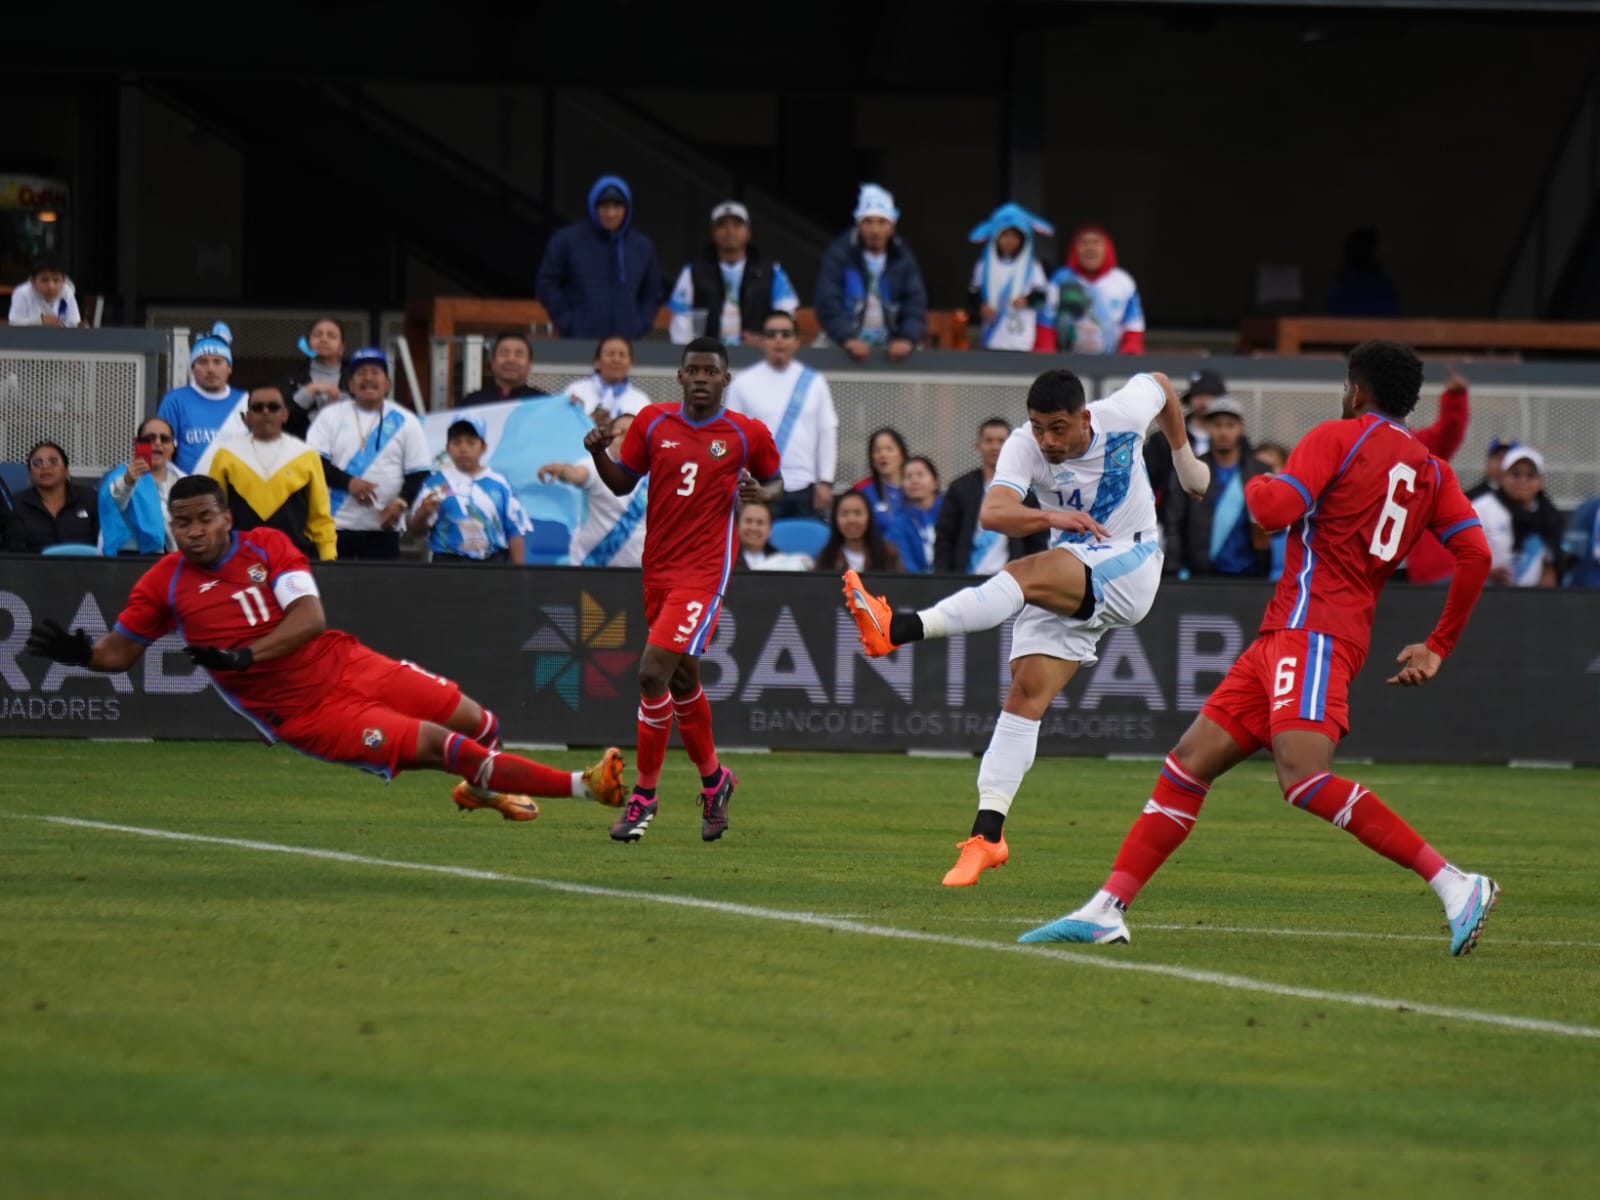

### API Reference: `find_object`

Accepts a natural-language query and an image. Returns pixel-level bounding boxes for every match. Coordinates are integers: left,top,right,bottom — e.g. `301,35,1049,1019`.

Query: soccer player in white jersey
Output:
843,369,1210,886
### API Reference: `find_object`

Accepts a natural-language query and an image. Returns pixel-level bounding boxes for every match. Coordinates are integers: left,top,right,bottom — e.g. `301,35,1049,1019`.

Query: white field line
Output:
31,816,1600,1042
924,916,1600,950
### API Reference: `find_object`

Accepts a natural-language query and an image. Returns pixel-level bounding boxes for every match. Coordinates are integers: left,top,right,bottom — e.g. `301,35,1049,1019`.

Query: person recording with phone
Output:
99,417,186,555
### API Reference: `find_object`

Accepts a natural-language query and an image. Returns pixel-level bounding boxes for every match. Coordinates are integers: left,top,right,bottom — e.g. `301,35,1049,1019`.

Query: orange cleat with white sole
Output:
453,781,539,821
941,834,1009,886
842,569,896,657
582,746,627,807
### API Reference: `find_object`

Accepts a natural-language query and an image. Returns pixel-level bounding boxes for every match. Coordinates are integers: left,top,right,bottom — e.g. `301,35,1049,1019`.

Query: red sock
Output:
471,707,501,750
1105,755,1211,905
442,733,572,797
671,686,720,781
1285,773,1445,879
635,692,673,790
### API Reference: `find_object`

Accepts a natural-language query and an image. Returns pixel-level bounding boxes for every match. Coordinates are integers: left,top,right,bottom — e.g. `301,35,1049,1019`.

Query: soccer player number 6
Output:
1368,463,1417,562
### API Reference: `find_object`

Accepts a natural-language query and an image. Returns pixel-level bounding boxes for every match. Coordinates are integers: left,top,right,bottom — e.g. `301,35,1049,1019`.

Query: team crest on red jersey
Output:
362,727,387,748
709,439,727,458
247,563,268,583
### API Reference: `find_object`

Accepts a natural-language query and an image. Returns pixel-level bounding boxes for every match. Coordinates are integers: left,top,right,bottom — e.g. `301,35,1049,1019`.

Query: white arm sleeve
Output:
272,570,320,609
991,428,1044,499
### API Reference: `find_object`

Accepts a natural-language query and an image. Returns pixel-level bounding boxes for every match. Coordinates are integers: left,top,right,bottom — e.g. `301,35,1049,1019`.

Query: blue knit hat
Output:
191,321,233,365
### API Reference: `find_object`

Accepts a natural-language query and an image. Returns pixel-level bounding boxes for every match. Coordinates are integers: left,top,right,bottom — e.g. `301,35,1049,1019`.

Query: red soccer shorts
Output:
275,644,463,778
1201,628,1364,753
644,585,724,656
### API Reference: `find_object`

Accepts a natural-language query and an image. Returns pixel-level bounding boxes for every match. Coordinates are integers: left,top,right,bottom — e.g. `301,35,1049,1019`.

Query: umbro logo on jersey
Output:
198,580,221,592
661,439,680,448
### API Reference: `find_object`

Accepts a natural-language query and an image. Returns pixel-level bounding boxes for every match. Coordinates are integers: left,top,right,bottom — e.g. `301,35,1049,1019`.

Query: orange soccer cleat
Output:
452,781,539,821
582,746,627,807
841,569,896,657
941,834,1009,887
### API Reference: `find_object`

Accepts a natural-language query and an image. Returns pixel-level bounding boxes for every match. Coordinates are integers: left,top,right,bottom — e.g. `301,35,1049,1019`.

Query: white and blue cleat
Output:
1018,913,1131,945
1448,874,1500,957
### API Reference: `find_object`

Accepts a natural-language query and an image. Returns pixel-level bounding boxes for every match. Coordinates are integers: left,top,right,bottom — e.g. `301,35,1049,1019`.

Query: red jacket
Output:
1402,384,1470,584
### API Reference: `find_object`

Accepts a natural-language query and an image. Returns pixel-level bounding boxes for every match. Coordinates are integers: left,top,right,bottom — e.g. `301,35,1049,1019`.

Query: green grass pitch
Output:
3,740,1597,1199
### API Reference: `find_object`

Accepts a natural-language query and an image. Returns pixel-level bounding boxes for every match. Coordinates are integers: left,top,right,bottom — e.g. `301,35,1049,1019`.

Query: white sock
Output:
918,571,1025,640
1071,889,1128,921
1429,863,1474,917
571,771,586,799
975,711,1041,817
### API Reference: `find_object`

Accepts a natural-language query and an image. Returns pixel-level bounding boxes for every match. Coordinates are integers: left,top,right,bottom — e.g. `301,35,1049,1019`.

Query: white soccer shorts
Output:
1008,539,1164,667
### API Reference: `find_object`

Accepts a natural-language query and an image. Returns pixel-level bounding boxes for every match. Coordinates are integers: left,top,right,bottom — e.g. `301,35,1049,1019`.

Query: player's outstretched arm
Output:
1386,643,1442,687
186,596,328,673
584,426,637,496
25,619,146,673
1152,372,1210,501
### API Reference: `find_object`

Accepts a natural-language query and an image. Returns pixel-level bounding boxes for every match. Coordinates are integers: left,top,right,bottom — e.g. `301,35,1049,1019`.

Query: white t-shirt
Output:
566,457,647,567
306,398,431,530
1472,491,1551,587
725,359,838,491
992,373,1164,550
8,279,82,327
743,548,813,571
566,375,651,421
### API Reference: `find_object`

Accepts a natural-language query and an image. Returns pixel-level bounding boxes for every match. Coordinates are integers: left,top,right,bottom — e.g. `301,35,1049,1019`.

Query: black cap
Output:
1183,369,1227,402
596,185,627,206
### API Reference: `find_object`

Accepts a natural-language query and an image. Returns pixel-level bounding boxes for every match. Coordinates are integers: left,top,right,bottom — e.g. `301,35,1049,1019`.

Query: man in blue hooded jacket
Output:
536,175,663,341
814,184,928,362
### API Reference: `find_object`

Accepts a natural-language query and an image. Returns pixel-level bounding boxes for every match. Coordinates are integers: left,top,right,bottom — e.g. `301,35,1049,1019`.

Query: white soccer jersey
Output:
991,372,1164,548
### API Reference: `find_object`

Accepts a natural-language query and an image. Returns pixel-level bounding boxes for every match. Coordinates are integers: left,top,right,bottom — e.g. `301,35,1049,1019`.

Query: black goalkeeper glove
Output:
184,644,254,672
25,618,93,665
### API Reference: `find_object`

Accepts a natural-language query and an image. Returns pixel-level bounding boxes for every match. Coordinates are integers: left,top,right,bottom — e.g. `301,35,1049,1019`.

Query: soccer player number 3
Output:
230,586,272,627
1368,462,1416,562
677,462,698,496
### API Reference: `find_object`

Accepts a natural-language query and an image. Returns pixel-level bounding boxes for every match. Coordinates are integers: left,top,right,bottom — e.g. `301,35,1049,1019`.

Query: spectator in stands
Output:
1326,226,1401,317
461,331,549,407
1467,435,1518,500
307,347,432,560
853,427,908,523
1048,224,1144,354
1251,441,1290,582
669,201,800,346
965,204,1053,353
565,335,651,424
1473,446,1565,587
935,417,1047,575
540,412,647,568
1400,367,1472,586
3,441,97,552
814,184,927,362
409,415,531,565
1164,395,1271,578
158,323,248,473
535,174,662,342
1145,369,1226,510
811,489,901,574
885,456,943,573
725,309,838,519
8,253,81,327
283,316,350,439
736,499,813,571
199,384,336,562
1561,496,1600,587
99,417,185,555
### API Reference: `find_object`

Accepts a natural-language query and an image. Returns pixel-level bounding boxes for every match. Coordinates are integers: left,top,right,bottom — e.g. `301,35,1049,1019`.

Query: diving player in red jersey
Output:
1021,341,1502,956
584,335,783,843
24,475,625,818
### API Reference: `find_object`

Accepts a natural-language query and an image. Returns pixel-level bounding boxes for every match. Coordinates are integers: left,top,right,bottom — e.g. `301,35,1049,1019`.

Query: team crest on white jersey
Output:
247,564,268,583
1110,444,1134,469
709,439,727,458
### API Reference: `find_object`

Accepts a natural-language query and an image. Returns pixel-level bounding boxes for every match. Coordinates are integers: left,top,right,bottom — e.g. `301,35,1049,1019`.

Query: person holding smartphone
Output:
99,417,186,554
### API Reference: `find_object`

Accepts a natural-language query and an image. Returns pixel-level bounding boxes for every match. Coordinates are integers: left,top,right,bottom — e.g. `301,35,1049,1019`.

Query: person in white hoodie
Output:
8,253,81,327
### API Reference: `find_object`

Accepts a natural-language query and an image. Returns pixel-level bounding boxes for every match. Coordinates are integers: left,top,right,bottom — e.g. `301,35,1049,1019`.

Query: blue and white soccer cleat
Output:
1448,874,1500,957
1018,912,1131,945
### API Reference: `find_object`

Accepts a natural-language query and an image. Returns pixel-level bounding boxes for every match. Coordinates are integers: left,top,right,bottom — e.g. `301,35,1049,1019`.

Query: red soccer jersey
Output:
114,527,338,737
1251,412,1483,656
618,402,781,593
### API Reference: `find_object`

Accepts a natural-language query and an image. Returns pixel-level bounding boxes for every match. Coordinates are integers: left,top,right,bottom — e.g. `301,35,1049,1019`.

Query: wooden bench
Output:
1237,316,1600,357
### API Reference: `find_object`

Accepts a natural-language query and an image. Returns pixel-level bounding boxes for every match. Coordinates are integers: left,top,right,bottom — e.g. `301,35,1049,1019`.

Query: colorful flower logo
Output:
522,592,632,709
